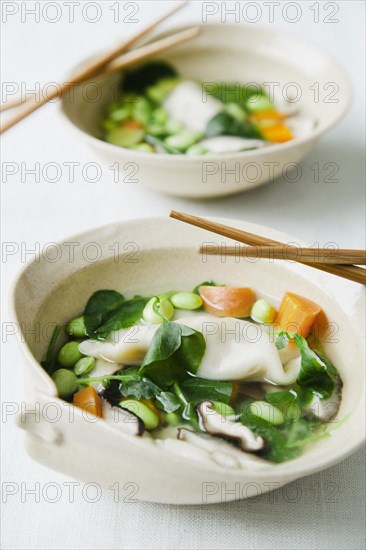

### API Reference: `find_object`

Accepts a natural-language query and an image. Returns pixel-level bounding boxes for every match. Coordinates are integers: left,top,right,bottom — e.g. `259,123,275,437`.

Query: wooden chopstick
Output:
0,1,191,132
170,211,366,286
103,27,201,74
199,244,366,265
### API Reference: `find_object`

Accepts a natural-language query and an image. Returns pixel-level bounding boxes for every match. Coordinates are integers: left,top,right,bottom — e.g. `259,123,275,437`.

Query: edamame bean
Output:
151,107,168,125
143,297,174,324
165,119,183,135
170,292,203,310
57,341,83,368
212,402,235,417
249,401,284,425
250,299,276,324
110,106,131,122
186,144,208,156
52,369,78,398
165,412,181,426
165,129,203,151
120,399,159,430
74,356,95,376
129,143,154,153
66,316,86,338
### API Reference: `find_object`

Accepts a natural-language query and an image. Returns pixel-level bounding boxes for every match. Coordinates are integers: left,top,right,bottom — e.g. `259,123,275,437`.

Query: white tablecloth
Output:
2,2,365,549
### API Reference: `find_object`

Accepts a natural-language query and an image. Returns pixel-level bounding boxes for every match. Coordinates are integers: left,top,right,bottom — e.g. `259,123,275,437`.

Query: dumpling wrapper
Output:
163,81,222,133
78,314,300,385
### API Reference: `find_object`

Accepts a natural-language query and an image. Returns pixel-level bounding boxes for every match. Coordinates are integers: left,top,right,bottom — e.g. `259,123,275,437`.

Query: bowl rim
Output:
60,22,353,163
9,216,366,481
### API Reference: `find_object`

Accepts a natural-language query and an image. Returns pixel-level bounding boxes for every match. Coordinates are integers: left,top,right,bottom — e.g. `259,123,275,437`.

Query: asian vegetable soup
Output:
101,62,315,156
43,281,342,471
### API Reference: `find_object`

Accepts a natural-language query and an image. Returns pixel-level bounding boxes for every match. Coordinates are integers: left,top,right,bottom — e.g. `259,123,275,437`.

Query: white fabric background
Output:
1,1,365,549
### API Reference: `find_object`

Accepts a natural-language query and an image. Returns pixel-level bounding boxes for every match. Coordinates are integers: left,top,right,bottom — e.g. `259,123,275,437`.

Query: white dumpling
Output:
163,81,222,132
78,323,158,364
175,315,300,385
79,314,300,386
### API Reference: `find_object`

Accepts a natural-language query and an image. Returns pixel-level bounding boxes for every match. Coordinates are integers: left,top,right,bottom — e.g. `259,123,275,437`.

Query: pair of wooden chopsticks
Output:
169,211,366,285
0,2,199,133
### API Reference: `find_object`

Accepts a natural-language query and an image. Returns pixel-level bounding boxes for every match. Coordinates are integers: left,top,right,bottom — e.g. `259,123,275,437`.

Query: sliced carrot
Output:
199,286,256,318
261,124,293,143
73,386,103,418
275,292,322,338
122,119,143,129
250,111,286,122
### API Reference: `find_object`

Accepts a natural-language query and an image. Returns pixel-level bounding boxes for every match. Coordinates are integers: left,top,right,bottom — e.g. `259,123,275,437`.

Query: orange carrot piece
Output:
73,386,103,418
275,292,322,338
261,124,293,143
251,111,286,122
199,286,256,318
122,119,143,129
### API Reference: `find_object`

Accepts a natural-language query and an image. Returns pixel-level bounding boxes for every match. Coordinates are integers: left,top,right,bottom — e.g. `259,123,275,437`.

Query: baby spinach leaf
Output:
180,378,233,405
242,405,324,463
94,297,149,340
155,391,181,413
84,290,125,336
122,62,177,93
139,322,206,387
276,332,338,399
117,367,161,400
293,334,335,399
206,112,262,140
204,82,268,107
266,390,297,405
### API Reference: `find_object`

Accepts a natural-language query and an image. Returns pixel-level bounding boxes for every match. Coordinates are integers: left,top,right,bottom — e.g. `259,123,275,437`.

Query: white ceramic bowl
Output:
11,217,365,504
61,24,351,198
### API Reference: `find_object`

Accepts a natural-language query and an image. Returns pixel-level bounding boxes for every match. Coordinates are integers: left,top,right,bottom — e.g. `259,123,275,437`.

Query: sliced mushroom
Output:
101,399,144,436
196,401,265,452
178,428,268,469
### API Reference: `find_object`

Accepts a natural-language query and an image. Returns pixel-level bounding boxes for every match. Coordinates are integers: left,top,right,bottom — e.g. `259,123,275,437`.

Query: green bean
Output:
74,356,96,376
66,316,86,338
120,399,159,430
57,341,83,368
249,401,285,425
52,369,78,398
250,299,276,324
170,292,203,310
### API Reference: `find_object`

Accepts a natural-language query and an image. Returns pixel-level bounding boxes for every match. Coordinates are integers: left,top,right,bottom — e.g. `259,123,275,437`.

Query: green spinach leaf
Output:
293,334,335,398
181,378,233,405
94,297,149,340
155,391,181,413
122,62,177,93
206,112,262,140
84,290,125,336
139,322,206,386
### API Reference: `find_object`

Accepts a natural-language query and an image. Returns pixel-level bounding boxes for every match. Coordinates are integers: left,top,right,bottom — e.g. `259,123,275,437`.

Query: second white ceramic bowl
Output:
61,24,351,198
